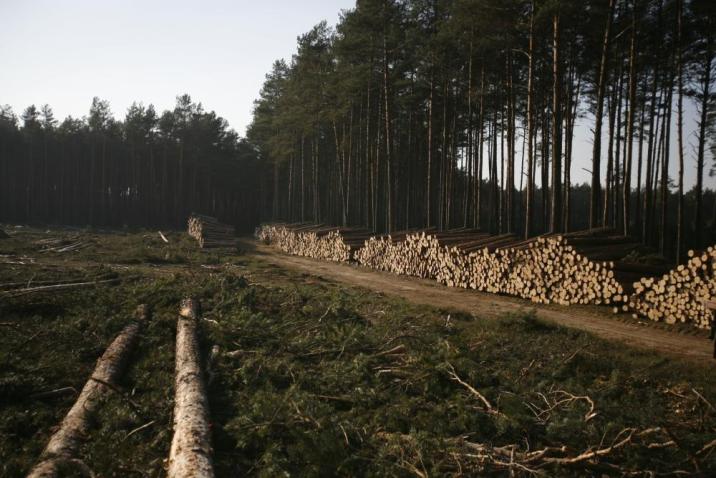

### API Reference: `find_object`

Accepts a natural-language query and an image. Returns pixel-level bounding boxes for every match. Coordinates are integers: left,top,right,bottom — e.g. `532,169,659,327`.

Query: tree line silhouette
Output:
0,95,262,231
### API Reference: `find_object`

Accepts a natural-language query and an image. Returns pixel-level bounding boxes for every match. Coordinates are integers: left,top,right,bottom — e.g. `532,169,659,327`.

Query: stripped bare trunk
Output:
525,0,535,238
590,0,616,228
623,1,637,235
168,299,214,478
28,305,150,478
675,0,684,262
550,12,562,233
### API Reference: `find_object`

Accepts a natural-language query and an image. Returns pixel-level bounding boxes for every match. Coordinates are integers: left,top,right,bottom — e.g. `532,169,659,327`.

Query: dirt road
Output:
250,242,714,363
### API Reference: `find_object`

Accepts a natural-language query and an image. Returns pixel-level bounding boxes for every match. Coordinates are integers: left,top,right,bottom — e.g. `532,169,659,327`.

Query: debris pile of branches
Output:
453,426,678,475
188,214,236,249
627,247,716,329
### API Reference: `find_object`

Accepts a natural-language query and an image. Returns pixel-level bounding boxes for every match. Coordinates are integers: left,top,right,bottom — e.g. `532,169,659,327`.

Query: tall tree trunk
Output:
604,77,618,227
525,0,535,238
476,66,485,229
695,34,713,249
506,49,515,233
563,67,580,232
465,35,474,228
491,106,499,233
590,0,616,228
550,12,562,233
426,70,434,228
541,104,550,232
676,0,684,261
623,1,637,235
382,23,393,233
659,73,673,256
440,80,448,230
613,62,625,228
272,159,279,219
643,64,660,242
635,79,646,238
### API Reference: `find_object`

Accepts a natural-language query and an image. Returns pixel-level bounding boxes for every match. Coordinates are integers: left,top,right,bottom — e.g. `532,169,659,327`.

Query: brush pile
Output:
627,248,716,329
255,224,372,262
187,214,235,249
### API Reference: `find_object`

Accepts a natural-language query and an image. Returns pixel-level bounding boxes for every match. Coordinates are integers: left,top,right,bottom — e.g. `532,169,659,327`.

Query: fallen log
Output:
1,278,120,298
168,298,215,478
27,305,150,478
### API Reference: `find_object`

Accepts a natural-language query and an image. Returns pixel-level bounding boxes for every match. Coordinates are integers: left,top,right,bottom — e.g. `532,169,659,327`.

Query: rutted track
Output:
249,240,714,362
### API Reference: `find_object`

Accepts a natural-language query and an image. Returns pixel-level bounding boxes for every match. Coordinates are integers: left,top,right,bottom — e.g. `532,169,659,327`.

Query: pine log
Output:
168,298,215,478
28,305,150,478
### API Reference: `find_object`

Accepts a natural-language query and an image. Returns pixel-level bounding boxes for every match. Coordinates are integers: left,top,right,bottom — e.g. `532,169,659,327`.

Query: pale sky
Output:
0,0,354,135
1,0,712,189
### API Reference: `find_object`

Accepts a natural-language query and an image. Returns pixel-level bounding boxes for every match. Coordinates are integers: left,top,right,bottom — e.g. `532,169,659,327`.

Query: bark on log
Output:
27,305,150,478
167,298,215,478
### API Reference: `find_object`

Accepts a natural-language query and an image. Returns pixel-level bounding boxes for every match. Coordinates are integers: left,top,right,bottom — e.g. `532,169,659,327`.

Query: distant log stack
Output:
188,214,236,249
626,248,716,329
255,224,372,262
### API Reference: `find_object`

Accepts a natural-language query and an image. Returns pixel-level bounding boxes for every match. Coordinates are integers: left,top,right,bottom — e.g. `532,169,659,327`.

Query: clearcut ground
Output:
0,226,714,477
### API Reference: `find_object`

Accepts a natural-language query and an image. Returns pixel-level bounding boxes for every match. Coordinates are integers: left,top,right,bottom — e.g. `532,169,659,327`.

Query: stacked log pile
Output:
354,229,433,273
356,228,634,306
188,214,236,249
353,228,643,305
255,224,372,262
498,234,627,306
259,222,715,330
356,230,508,281
418,228,669,307
627,248,716,329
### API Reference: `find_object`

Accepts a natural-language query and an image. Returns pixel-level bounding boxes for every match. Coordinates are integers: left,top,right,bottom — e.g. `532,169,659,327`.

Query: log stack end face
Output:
188,214,236,249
